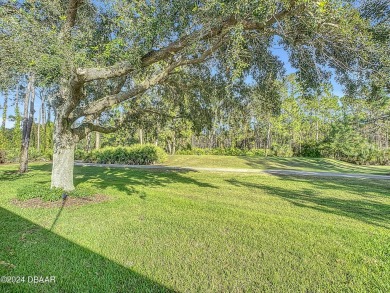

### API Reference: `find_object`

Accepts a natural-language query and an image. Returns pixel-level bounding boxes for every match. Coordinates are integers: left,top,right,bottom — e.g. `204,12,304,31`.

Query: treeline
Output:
1,75,389,165
78,76,390,165
0,80,54,164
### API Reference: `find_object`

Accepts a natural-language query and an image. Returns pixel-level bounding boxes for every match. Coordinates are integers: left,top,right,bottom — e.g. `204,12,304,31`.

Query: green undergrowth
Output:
75,144,167,165
16,183,97,202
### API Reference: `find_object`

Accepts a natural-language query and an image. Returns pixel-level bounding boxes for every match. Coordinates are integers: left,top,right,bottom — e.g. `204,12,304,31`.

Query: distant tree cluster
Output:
69,74,389,165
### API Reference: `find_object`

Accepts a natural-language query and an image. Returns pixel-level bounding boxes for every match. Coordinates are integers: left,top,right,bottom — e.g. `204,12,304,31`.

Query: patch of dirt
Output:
11,194,110,209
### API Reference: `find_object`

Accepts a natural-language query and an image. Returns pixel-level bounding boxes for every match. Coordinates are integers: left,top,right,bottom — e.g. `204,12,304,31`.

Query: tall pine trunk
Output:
19,74,35,173
266,121,271,156
1,92,8,131
95,132,100,149
138,128,143,145
37,97,42,153
85,132,91,152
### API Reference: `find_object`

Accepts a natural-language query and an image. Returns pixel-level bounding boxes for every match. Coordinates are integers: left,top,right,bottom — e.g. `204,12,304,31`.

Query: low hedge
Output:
75,144,167,165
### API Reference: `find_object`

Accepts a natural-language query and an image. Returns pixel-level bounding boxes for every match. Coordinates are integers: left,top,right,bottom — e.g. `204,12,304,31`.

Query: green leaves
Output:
78,144,167,165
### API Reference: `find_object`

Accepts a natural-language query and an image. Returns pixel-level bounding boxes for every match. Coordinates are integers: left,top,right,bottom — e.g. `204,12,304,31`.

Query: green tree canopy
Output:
0,0,388,189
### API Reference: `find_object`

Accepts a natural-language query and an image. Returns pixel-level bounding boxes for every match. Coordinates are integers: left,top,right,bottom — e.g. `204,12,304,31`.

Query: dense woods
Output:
1,73,389,165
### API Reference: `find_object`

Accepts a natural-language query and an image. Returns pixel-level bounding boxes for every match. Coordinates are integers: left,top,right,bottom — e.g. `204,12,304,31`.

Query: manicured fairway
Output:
165,155,390,175
0,162,389,292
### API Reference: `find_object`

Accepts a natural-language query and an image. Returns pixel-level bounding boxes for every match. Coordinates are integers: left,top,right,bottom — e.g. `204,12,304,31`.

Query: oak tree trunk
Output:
51,116,76,191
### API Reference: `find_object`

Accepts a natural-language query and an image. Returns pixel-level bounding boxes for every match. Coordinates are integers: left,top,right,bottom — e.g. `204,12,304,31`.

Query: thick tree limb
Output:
76,37,224,118
64,0,83,33
73,108,180,140
76,4,304,83
73,122,119,140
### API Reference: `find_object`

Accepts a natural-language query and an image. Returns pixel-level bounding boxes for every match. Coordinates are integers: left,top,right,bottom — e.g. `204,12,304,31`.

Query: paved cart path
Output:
75,162,390,180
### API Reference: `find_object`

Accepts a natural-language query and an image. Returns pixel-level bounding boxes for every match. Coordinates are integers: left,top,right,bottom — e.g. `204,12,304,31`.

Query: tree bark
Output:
266,121,272,156
41,96,46,151
19,74,35,173
85,132,91,152
37,97,42,153
139,128,143,145
51,116,76,191
1,91,8,131
95,132,100,149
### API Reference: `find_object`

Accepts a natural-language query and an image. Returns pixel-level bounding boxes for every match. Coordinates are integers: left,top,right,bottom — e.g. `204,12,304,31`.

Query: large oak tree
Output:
0,0,388,190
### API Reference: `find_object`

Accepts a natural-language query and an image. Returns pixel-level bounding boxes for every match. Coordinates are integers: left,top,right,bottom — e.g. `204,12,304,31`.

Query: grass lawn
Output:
0,162,389,292
165,155,390,175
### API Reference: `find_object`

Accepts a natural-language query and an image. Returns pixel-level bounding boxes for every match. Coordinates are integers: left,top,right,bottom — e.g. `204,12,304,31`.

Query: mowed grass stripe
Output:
0,163,389,292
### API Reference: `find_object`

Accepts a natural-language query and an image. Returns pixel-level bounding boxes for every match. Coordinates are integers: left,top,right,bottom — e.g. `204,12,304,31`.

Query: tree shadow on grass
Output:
226,176,390,229
0,164,52,182
0,207,176,293
22,164,216,197
0,170,33,182
72,166,217,196
241,157,390,174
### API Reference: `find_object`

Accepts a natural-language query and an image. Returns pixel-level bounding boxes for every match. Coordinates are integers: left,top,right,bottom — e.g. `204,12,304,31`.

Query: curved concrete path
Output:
75,162,390,180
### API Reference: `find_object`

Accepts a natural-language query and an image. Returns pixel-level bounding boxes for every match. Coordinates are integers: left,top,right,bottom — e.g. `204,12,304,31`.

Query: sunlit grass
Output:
1,162,389,292
165,155,390,174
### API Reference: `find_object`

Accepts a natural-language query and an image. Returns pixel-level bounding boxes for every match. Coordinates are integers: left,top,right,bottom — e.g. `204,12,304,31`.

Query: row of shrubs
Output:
75,144,167,165
321,146,390,165
297,142,390,165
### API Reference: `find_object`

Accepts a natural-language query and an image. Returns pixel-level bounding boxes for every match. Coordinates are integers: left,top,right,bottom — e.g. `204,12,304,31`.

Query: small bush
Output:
0,148,19,163
299,142,322,158
28,148,52,161
77,144,167,165
271,144,294,157
245,149,266,156
16,184,98,202
211,147,246,156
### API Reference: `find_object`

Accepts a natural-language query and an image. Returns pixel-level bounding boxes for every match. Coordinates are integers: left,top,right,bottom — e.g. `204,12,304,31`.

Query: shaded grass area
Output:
165,155,390,175
0,208,175,293
0,163,389,292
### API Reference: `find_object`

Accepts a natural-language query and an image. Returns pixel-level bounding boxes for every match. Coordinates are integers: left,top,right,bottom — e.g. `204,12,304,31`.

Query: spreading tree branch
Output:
75,36,225,118
76,3,304,83
73,108,180,140
64,0,83,34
